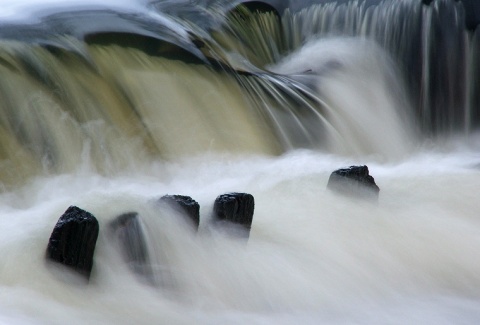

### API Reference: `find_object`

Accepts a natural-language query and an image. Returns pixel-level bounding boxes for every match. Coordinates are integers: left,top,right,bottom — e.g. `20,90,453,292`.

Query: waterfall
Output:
221,0,480,134
1,0,480,324
1,0,478,187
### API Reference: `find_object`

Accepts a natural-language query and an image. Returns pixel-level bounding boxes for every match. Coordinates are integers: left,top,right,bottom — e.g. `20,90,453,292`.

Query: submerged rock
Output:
157,195,200,231
213,192,255,238
327,165,380,199
109,212,154,285
46,206,99,279
327,165,380,200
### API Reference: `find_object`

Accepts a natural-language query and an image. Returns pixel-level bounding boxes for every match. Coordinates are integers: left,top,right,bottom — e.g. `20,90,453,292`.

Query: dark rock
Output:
213,192,255,238
158,195,200,230
109,212,154,285
327,165,380,200
46,206,99,279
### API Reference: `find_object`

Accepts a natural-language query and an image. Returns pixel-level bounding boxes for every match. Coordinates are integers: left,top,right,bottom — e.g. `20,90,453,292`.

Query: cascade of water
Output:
1,1,480,324
220,0,479,135
0,0,477,184
270,37,415,159
0,41,284,187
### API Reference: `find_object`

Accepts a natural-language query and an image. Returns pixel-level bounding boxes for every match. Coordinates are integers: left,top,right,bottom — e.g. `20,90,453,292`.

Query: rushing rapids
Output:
0,0,479,187
1,0,480,324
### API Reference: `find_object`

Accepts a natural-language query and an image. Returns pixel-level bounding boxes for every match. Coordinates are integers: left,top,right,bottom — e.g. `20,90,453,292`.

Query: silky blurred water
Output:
1,145,480,324
1,0,480,323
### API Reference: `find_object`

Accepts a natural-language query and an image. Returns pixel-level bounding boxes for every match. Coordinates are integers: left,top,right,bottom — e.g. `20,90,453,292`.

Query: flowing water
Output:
1,0,480,324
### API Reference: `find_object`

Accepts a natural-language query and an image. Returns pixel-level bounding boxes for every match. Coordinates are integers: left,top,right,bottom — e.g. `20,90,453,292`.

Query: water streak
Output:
1,0,480,324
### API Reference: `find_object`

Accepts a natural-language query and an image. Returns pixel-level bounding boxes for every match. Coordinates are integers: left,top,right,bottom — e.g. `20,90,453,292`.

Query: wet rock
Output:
213,192,255,238
46,206,99,279
327,165,380,200
109,212,154,285
158,195,200,231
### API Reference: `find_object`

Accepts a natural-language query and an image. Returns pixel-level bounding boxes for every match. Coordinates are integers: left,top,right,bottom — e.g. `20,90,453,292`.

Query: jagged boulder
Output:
327,165,380,200
213,192,255,238
46,206,99,279
157,195,200,230
109,212,154,285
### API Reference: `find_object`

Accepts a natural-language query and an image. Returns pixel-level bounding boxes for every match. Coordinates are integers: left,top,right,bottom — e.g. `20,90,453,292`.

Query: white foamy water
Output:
270,38,415,160
0,0,147,21
0,0,479,323
1,144,480,324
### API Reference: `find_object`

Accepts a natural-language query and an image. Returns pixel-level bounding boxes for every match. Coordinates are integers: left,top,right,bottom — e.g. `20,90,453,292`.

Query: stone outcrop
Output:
212,192,255,238
327,165,380,200
109,212,154,285
46,206,99,279
157,195,200,231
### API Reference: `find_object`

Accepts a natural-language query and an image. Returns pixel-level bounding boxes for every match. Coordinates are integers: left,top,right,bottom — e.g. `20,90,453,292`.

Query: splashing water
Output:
270,37,415,159
1,0,480,324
